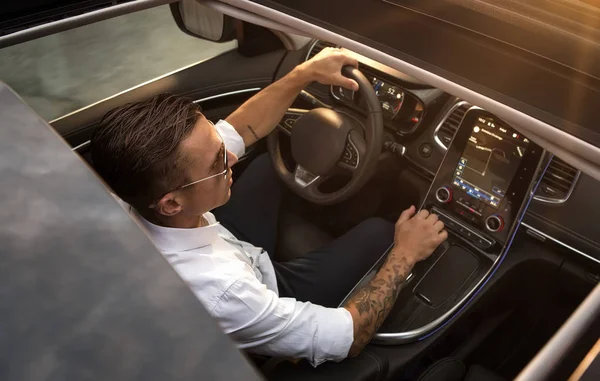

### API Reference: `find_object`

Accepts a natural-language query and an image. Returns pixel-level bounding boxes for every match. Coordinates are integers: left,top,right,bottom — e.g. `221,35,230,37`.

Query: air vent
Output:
534,157,580,203
306,40,337,61
434,101,471,150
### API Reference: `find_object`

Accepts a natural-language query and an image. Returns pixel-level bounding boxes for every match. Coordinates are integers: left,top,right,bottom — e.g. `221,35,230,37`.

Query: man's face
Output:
158,116,238,218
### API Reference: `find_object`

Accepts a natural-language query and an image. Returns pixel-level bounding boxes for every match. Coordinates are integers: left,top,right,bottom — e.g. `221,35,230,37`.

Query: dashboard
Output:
452,114,531,210
331,72,425,134
424,107,543,251
303,41,600,269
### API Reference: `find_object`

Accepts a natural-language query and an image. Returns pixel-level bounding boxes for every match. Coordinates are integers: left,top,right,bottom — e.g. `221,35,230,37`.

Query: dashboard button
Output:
435,186,453,204
341,139,359,167
485,215,504,232
474,236,493,249
419,143,433,158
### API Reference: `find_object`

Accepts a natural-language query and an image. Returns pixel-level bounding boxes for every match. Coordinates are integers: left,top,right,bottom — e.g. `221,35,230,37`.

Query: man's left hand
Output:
298,47,360,91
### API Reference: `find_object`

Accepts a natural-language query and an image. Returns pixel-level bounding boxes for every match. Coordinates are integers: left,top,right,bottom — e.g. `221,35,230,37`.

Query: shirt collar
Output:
131,208,220,253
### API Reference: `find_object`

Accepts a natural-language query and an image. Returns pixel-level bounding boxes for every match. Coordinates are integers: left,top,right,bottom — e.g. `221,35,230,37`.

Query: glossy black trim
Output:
426,107,544,247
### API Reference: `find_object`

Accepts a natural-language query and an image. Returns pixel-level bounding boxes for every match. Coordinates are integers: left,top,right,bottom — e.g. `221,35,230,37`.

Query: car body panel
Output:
0,83,262,381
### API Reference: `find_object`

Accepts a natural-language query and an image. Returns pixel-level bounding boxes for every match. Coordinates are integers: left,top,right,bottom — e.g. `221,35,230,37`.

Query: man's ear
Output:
156,193,183,217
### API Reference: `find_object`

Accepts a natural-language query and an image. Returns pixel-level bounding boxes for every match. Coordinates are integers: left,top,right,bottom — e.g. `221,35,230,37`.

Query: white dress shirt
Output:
131,120,354,367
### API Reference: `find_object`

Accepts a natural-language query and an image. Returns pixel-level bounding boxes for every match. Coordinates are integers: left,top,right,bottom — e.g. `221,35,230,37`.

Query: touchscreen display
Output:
452,116,530,209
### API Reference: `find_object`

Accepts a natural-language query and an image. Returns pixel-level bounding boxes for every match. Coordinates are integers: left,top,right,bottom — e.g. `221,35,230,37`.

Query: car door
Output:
0,2,296,169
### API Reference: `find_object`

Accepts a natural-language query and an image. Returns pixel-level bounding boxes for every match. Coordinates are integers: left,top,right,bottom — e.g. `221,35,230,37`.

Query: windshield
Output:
384,0,600,80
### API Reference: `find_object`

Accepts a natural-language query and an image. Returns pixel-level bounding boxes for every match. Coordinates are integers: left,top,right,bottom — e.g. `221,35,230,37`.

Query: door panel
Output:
53,49,285,149
196,88,261,122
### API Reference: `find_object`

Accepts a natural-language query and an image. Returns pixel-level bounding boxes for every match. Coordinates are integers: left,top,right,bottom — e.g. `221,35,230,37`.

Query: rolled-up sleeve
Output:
215,119,245,158
211,274,354,367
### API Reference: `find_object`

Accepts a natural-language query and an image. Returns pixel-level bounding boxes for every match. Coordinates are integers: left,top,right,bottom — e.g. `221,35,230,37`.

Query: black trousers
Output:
214,154,394,308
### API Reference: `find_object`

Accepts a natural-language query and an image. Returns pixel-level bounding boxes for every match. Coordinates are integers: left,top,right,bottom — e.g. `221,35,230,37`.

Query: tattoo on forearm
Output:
246,125,260,141
344,253,412,357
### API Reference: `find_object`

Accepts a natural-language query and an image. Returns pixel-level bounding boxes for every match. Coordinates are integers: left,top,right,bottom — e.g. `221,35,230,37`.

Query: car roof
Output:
0,82,263,380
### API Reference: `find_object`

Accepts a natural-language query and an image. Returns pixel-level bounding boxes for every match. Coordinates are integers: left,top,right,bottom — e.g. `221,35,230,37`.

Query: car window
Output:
0,5,237,121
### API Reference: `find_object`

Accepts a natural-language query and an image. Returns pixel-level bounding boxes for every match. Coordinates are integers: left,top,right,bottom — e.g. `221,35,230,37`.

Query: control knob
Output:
485,214,505,232
435,186,453,204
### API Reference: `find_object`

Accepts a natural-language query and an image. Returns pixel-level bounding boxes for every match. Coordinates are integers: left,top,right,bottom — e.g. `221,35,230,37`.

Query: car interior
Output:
2,1,600,380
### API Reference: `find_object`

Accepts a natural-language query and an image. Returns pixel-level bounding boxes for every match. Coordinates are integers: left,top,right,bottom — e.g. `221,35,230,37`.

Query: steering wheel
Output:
267,66,383,205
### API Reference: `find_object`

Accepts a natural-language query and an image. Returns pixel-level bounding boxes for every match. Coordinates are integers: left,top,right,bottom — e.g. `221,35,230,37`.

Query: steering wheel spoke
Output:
293,165,324,188
276,108,310,136
338,130,366,172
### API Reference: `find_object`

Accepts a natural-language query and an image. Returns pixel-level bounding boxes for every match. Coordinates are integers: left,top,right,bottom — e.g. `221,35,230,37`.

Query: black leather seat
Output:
417,358,506,381
265,349,387,381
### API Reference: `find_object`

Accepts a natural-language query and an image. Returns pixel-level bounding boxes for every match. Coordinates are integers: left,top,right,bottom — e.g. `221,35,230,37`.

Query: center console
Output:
425,107,544,255
342,107,547,344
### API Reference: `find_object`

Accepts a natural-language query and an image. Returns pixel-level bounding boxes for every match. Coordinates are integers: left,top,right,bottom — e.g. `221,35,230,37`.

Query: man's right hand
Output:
344,205,447,357
392,205,447,265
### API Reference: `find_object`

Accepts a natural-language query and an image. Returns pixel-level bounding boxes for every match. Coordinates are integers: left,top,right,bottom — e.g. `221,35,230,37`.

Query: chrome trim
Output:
521,222,600,265
533,166,581,204
330,84,355,102
434,187,450,204
193,88,261,104
0,0,176,49
330,85,340,101
433,100,470,151
373,106,545,344
304,39,337,62
485,215,502,233
305,39,320,62
294,165,320,188
417,293,432,305
72,140,91,152
397,144,407,156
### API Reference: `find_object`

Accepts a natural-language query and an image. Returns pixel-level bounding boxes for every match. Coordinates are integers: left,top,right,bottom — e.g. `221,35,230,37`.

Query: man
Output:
91,48,447,366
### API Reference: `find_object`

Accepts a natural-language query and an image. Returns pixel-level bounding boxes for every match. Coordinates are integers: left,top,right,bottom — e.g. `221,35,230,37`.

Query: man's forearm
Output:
225,66,312,146
343,248,414,357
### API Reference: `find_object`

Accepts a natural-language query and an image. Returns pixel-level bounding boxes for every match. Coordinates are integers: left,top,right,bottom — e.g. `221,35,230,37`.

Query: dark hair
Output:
91,93,201,210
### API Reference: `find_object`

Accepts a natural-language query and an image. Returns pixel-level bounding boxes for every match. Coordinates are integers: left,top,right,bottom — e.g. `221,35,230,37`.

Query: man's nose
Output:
227,150,239,167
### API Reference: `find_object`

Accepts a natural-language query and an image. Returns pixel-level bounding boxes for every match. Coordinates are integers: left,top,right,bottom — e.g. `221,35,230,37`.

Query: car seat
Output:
417,358,506,381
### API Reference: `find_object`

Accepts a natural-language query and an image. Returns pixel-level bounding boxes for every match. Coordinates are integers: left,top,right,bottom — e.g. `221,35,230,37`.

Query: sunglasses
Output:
179,120,228,189
149,120,228,208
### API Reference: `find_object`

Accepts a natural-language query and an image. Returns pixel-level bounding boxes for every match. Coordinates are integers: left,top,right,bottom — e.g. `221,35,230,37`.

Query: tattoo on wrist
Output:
247,125,260,141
